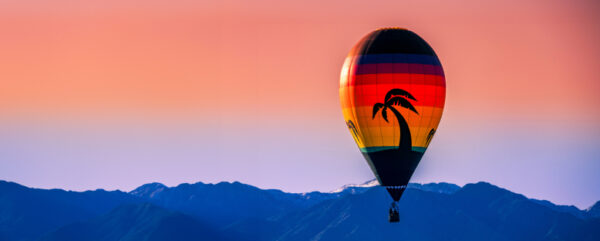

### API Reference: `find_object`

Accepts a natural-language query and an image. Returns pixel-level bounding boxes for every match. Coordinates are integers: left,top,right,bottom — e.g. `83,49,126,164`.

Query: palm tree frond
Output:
385,89,417,102
387,97,419,114
372,103,384,119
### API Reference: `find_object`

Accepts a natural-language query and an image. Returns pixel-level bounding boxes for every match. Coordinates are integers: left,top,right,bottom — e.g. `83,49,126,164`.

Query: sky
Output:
0,0,599,209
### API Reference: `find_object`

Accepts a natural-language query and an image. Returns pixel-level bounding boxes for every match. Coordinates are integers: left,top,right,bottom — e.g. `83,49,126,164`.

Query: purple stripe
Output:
355,63,444,75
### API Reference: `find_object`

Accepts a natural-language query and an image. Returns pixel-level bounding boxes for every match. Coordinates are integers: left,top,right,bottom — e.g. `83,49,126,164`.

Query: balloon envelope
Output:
339,28,446,201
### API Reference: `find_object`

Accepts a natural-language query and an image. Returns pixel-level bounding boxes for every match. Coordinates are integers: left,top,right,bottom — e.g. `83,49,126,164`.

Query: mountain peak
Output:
454,181,528,204
461,181,503,192
130,182,167,198
329,179,380,193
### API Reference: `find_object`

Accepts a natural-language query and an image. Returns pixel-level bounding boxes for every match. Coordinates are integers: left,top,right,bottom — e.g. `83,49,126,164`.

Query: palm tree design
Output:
372,89,419,152
425,128,436,146
346,120,362,145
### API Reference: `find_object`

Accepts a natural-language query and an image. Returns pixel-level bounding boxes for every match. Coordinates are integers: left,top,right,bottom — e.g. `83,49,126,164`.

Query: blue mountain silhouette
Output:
0,180,598,241
38,203,229,241
0,181,143,241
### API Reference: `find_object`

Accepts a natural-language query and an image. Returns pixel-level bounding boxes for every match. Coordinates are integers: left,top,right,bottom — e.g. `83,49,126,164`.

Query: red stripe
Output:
342,84,446,109
351,73,446,87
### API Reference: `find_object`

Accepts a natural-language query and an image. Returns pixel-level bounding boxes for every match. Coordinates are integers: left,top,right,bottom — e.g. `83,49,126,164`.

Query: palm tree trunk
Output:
388,106,412,152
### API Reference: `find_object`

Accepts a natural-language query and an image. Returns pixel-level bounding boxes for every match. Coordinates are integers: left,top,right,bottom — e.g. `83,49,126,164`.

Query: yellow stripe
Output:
341,106,443,149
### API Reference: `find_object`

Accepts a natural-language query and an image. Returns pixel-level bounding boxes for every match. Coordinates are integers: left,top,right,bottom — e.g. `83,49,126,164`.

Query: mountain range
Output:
0,179,598,241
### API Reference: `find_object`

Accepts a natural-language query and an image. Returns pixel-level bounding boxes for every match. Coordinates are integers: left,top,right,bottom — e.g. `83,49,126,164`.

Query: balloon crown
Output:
376,27,408,31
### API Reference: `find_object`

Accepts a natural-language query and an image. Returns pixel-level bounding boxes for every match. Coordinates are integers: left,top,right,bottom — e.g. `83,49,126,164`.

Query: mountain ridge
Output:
38,203,232,241
0,179,598,241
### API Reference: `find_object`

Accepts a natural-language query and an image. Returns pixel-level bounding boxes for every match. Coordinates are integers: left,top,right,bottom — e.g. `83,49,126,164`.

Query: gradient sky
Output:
1,0,599,209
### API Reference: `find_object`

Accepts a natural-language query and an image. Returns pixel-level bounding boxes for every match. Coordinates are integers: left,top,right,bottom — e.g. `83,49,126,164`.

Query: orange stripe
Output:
342,106,443,127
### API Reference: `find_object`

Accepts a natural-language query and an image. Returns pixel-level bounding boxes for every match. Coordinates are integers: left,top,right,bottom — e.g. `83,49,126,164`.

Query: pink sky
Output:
0,0,599,208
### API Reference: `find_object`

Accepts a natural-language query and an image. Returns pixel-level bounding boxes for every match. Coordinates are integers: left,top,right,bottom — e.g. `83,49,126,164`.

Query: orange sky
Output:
1,0,599,128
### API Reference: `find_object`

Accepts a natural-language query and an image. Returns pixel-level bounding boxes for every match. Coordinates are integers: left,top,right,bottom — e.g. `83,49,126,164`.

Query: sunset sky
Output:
1,0,599,208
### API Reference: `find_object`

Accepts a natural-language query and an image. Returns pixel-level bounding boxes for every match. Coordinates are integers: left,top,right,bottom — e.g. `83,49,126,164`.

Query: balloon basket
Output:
388,201,400,223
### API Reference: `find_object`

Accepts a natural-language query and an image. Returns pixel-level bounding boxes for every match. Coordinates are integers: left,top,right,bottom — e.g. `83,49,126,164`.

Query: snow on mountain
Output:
329,179,380,193
129,182,167,198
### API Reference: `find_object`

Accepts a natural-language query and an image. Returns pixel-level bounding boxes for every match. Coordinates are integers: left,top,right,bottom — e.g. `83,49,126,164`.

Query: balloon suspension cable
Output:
388,201,400,223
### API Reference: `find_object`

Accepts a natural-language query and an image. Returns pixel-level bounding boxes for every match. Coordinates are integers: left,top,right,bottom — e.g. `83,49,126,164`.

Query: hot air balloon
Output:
339,28,445,222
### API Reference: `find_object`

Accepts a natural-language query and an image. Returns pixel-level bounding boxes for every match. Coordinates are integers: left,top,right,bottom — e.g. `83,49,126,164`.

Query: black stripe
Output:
362,149,423,193
358,29,437,56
